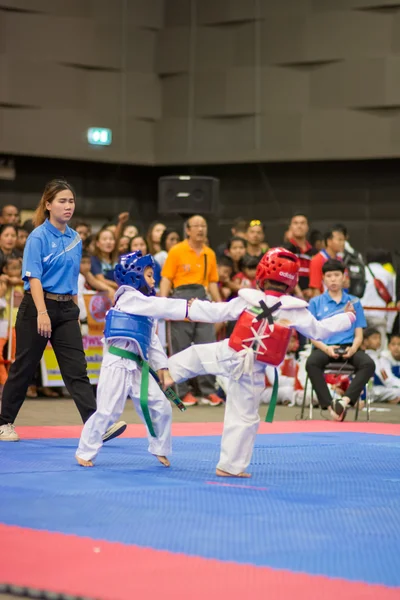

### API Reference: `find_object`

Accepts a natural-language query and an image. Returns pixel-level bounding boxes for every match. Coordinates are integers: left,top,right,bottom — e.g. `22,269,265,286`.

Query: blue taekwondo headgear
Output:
114,251,156,296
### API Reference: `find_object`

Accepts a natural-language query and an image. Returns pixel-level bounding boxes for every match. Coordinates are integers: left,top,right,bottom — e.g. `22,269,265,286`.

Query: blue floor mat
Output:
1,432,399,586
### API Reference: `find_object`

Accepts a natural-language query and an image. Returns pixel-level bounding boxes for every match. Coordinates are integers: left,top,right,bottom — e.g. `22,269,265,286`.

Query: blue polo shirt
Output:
22,219,82,295
308,290,367,345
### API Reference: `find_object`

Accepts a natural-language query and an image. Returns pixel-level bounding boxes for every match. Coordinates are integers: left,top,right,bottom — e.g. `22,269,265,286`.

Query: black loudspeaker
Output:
158,176,219,215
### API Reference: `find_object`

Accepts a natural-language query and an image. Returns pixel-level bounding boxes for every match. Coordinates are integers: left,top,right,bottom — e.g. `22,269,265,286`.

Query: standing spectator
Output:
154,228,181,270
245,219,268,263
216,218,248,259
91,229,119,292
160,214,222,407
285,214,316,300
0,205,19,225
309,227,346,296
147,221,166,256
333,223,366,299
306,260,374,421
361,249,396,349
0,225,20,272
309,229,324,252
0,179,126,441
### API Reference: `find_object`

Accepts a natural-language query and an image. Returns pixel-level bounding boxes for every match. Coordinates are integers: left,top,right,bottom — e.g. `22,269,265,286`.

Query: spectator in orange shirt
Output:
309,228,345,296
160,215,222,407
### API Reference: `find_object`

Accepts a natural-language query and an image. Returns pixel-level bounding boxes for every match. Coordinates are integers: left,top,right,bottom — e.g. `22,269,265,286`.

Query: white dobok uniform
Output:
168,289,354,475
76,286,188,463
366,348,400,402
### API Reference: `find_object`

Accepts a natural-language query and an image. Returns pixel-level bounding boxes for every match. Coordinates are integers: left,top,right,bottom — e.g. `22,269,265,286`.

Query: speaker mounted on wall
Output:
158,176,219,215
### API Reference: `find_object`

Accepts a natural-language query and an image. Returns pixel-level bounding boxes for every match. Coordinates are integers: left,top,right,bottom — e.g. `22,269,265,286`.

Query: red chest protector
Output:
228,301,291,367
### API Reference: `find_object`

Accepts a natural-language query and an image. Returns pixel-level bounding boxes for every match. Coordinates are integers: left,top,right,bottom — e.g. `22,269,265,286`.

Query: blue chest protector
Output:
104,309,153,360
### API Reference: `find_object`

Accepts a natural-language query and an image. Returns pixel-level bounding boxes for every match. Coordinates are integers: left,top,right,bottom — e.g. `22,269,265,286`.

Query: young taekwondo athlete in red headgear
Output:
168,246,356,478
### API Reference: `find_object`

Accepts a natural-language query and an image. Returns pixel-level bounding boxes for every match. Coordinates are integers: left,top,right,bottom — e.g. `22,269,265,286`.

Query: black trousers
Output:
0,294,96,426
169,320,216,397
305,347,375,409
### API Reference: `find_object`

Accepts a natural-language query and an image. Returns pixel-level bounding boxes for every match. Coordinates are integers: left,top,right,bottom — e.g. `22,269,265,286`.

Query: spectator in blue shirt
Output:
306,259,375,422
0,179,126,443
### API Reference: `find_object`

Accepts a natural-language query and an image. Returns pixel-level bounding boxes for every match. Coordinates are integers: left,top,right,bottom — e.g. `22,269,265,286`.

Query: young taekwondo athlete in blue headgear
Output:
76,250,187,468
114,251,156,296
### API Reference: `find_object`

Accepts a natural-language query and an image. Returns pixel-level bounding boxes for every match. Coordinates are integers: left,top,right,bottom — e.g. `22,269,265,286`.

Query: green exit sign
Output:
87,128,112,146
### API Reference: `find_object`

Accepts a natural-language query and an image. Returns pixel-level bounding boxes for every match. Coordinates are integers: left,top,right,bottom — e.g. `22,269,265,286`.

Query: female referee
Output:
0,179,126,442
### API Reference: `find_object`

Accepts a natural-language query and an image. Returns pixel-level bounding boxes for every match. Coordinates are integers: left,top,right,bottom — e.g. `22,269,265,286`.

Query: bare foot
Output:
156,455,170,467
76,455,94,467
216,468,251,478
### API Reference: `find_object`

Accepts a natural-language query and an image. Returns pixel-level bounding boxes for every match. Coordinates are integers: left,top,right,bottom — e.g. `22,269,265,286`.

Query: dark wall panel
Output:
1,156,399,256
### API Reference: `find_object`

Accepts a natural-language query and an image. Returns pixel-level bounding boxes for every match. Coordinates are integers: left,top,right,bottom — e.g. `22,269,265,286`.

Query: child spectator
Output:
225,236,247,273
232,255,259,289
363,327,400,404
0,257,24,396
217,256,235,300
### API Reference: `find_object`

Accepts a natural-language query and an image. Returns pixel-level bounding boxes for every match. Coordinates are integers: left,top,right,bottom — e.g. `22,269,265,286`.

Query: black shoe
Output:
332,399,348,422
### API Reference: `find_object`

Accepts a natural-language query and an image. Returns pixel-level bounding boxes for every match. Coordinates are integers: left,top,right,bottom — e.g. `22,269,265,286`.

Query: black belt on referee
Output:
26,291,73,302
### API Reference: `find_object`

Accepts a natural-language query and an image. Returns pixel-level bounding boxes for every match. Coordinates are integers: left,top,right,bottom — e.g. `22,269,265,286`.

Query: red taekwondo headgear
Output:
256,247,300,293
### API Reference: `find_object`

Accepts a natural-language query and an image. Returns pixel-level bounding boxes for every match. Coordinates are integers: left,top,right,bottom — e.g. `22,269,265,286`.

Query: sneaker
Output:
182,393,197,407
102,421,127,443
0,423,20,442
202,393,223,407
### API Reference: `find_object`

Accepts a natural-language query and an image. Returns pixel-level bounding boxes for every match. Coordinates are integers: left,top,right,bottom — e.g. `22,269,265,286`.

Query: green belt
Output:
108,345,186,437
265,368,279,423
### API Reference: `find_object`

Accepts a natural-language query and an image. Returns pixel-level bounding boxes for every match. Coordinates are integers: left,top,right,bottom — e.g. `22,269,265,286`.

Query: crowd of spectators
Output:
0,202,399,412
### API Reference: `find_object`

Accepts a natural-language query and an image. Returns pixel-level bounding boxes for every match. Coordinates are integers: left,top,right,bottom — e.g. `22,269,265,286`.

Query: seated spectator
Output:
381,333,400,380
309,227,346,296
0,225,20,272
306,259,374,421
232,254,259,289
147,221,166,256
122,222,139,239
364,330,400,404
154,228,181,270
130,235,161,286
0,257,24,397
91,229,119,292
225,236,247,273
15,226,28,258
245,219,268,263
216,217,248,258
361,248,396,349
118,235,131,255
74,221,91,242
217,256,235,300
